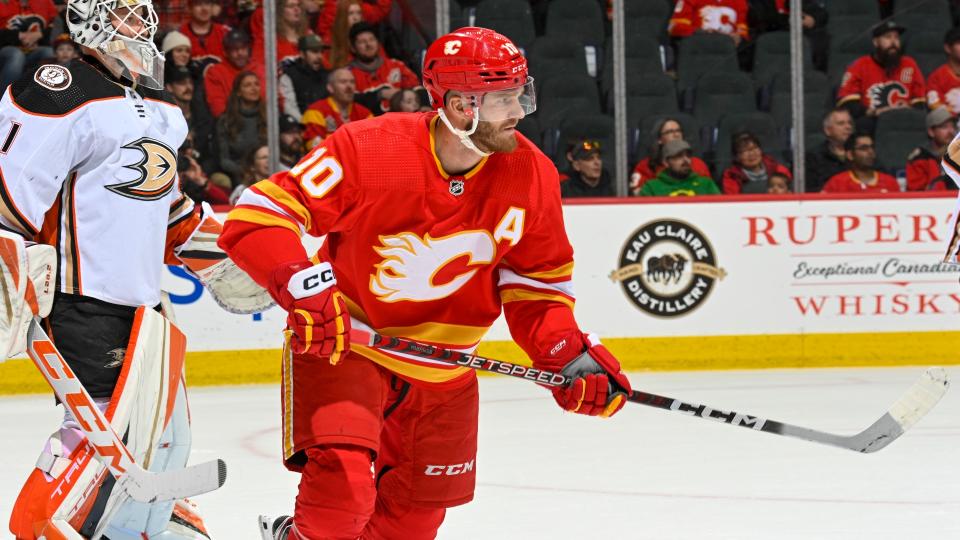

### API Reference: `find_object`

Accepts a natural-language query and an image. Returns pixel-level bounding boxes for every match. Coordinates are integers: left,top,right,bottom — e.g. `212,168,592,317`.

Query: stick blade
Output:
855,367,949,453
119,459,227,503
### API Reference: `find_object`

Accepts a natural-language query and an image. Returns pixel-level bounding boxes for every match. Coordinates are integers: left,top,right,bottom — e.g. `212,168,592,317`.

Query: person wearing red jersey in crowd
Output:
926,27,960,116
250,0,310,66
326,0,364,68
205,28,265,117
301,67,372,148
0,0,57,90
179,0,231,68
221,26,632,540
630,117,711,194
348,22,420,114
316,0,390,45
668,0,749,45
822,133,901,193
836,21,926,129
906,107,958,191
721,131,792,194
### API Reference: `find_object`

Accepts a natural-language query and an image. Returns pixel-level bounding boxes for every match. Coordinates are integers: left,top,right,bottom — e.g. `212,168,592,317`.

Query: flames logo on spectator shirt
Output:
105,137,178,201
867,82,909,109
6,14,45,33
370,231,495,302
609,219,726,318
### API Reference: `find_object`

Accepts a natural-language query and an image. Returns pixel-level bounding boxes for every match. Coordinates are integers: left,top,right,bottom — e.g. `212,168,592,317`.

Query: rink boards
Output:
2,192,959,393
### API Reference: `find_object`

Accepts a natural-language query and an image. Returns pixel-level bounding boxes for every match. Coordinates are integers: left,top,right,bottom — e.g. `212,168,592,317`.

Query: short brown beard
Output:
470,120,519,153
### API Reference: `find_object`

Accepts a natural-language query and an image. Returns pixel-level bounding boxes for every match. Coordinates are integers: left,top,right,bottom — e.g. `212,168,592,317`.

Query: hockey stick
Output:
26,319,227,502
352,329,949,453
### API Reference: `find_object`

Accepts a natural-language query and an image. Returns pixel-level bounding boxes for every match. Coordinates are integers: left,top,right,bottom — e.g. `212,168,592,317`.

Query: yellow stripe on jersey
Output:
500,288,575,309
376,321,488,347
517,261,574,280
254,180,312,229
226,207,301,236
353,344,472,383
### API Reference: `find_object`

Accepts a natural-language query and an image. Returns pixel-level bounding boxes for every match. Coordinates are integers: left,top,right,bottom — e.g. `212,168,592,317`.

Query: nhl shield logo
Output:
34,65,71,91
449,179,465,196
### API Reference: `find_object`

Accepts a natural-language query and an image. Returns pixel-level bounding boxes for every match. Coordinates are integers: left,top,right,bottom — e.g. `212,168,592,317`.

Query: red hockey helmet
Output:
422,27,535,121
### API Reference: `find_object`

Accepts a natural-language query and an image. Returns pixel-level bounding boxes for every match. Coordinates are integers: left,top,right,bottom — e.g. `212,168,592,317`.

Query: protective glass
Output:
470,78,536,122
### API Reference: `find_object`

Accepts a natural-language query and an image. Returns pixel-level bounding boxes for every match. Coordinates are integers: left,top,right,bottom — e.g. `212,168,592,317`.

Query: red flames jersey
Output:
821,171,901,193
1,0,56,34
668,0,749,40
301,97,373,149
837,55,926,110
221,113,579,388
926,64,960,115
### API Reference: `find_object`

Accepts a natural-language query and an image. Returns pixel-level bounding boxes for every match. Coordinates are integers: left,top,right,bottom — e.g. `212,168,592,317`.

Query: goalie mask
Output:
422,27,536,156
67,0,164,89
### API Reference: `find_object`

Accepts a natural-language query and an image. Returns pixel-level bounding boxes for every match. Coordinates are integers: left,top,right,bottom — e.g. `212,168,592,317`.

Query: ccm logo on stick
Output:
424,460,475,476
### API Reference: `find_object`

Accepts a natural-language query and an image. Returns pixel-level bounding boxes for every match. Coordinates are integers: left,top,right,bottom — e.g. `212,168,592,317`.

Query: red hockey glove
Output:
268,261,350,364
536,332,632,418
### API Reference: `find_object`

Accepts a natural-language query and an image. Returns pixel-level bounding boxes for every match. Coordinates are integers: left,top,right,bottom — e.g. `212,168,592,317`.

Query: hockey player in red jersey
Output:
1,1,271,538
220,26,633,540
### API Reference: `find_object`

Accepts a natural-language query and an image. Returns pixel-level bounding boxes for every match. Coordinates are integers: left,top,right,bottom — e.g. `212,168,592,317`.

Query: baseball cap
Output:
662,139,692,159
280,114,302,133
926,107,955,129
298,34,325,52
52,33,76,50
165,65,193,85
570,139,601,160
223,29,252,50
872,20,906,38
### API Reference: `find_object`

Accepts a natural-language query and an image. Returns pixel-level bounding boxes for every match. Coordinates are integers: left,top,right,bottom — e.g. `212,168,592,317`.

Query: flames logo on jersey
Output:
105,137,178,201
867,82,909,109
370,231,496,302
6,14,46,33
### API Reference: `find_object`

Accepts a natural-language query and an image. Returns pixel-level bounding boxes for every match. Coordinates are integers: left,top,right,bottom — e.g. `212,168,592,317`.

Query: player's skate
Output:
259,515,294,540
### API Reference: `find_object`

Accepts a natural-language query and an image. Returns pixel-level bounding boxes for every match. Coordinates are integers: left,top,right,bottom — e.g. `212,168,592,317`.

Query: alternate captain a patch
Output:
33,65,72,91
106,137,178,201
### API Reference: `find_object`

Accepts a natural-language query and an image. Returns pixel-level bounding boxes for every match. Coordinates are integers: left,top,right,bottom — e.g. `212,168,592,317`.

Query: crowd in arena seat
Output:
5,0,960,202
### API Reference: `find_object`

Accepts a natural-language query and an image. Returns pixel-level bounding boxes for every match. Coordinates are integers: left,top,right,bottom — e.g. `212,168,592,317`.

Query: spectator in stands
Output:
836,21,926,132
216,71,267,184
639,140,720,196
388,88,423,112
157,0,188,32
804,108,854,192
52,33,79,66
927,27,960,116
162,30,202,82
348,22,420,115
230,144,273,204
767,172,791,194
0,0,57,90
822,133,900,193
668,0,749,46
179,149,230,205
302,67,373,149
721,131,792,194
279,34,330,120
906,107,957,191
317,0,391,49
278,115,305,170
251,0,311,66
327,0,366,68
630,118,712,195
180,0,231,68
166,65,217,174
205,29,264,118
560,140,615,198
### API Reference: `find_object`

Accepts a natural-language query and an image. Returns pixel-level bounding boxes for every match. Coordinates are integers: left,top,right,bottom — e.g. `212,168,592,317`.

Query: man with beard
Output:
837,20,925,131
220,27,632,540
348,22,422,114
822,132,901,193
279,114,305,168
166,64,217,173
279,34,330,120
638,140,720,196
301,67,373,149
906,107,958,191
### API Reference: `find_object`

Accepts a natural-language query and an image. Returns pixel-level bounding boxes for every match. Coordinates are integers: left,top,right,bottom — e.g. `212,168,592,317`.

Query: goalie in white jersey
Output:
0,0,272,538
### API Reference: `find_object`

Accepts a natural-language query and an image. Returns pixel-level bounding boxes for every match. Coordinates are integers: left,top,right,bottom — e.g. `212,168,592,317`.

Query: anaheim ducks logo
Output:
106,137,178,201
370,231,495,302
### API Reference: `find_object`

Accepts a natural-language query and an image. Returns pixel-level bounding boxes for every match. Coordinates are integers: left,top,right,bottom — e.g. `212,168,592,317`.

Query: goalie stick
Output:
26,319,227,503
352,329,949,453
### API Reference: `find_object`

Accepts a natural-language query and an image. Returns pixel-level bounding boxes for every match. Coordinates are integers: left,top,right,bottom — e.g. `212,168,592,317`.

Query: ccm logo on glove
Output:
289,263,337,299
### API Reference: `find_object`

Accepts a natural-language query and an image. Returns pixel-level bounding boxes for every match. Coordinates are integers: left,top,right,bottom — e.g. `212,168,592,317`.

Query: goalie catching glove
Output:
176,203,274,314
268,260,350,364
536,332,631,417
0,230,55,360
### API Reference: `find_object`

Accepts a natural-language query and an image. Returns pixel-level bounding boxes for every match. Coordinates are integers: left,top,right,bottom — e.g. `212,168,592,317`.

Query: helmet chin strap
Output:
437,108,492,158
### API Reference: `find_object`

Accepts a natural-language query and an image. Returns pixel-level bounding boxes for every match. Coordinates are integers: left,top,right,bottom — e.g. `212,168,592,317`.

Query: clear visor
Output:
99,2,164,89
466,78,536,123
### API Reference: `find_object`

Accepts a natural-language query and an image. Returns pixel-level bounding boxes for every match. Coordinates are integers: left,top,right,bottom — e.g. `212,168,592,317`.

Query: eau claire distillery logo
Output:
610,219,727,317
